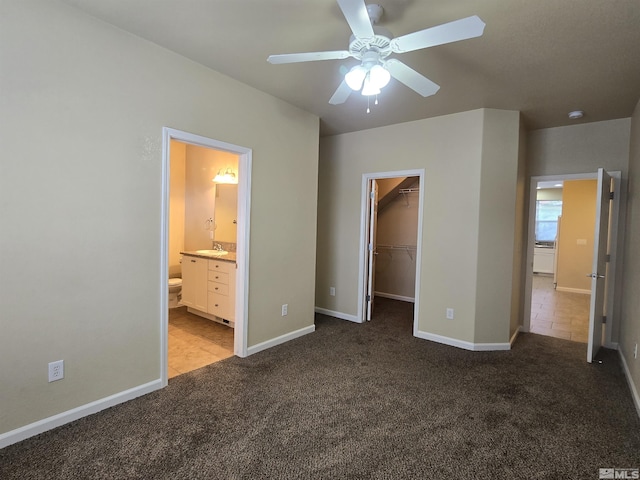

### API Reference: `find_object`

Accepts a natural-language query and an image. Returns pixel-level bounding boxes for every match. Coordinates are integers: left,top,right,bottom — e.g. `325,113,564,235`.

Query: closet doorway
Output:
359,170,425,334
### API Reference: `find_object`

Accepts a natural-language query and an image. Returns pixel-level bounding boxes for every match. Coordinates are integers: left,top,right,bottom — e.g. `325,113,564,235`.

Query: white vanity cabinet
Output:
207,260,236,323
180,254,236,327
180,256,208,311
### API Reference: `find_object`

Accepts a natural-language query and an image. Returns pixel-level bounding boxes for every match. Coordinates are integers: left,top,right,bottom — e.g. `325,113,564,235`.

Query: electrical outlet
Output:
281,304,288,316
446,308,454,320
48,360,64,382
329,287,336,296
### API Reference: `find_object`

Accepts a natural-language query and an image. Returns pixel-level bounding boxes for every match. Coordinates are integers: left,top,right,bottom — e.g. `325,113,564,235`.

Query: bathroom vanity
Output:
180,251,236,327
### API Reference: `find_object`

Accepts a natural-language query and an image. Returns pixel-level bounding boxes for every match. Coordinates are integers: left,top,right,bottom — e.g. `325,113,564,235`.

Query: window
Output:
535,200,562,243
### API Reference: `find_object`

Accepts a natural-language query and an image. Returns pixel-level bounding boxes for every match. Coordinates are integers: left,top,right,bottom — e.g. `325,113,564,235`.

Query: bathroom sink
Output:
196,249,228,256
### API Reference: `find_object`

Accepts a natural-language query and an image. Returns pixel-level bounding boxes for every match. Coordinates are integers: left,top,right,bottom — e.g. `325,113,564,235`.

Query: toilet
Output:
168,278,182,308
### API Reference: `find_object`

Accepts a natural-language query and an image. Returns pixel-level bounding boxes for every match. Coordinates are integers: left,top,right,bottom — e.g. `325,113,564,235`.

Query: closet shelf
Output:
377,244,417,260
398,187,419,206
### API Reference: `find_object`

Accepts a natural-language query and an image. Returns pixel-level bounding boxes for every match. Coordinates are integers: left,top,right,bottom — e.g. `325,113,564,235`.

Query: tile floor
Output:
168,306,234,379
529,274,590,343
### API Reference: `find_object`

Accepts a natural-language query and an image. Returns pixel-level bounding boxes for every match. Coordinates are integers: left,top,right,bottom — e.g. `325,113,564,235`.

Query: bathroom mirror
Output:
214,184,237,243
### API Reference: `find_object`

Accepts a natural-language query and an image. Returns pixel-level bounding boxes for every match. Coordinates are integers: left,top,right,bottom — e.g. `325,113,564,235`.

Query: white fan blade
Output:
384,59,440,97
391,15,486,53
329,80,353,105
337,0,375,40
268,51,350,64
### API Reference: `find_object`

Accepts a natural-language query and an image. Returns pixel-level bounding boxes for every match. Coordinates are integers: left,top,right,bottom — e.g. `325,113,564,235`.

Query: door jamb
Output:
523,171,620,348
161,127,251,387
358,169,425,335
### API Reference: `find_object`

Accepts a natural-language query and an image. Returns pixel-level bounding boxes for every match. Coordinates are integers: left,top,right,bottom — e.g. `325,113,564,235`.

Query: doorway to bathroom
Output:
161,128,251,385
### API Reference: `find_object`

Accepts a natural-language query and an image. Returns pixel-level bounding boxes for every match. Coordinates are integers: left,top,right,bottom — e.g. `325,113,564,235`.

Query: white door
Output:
365,179,379,321
587,168,612,363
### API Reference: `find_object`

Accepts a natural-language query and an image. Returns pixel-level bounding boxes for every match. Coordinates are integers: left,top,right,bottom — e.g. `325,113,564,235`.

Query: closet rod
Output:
377,244,417,250
377,244,417,260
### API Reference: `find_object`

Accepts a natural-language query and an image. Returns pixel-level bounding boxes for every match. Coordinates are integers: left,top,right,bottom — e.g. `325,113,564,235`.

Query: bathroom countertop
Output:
181,251,237,264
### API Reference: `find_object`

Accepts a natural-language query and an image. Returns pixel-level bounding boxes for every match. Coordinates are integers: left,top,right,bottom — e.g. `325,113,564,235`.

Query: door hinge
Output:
368,243,373,251
370,191,375,199
366,295,371,302
602,315,607,324
609,191,614,200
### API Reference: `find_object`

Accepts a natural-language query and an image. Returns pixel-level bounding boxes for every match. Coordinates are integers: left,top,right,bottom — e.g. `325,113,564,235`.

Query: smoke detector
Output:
568,110,584,120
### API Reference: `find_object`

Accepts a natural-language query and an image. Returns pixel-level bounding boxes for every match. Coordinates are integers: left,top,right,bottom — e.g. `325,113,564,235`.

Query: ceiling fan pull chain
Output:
375,94,379,106
366,96,371,114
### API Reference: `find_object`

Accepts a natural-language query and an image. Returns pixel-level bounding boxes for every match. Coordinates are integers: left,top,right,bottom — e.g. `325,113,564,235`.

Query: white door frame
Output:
523,170,620,349
358,169,425,335
160,127,252,386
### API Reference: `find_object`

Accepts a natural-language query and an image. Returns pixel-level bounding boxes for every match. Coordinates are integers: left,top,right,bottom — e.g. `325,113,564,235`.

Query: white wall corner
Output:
314,307,362,323
246,325,316,356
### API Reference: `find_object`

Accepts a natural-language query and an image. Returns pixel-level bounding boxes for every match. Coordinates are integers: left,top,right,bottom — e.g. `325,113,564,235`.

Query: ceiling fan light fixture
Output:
361,74,381,96
345,65,367,90
369,64,390,89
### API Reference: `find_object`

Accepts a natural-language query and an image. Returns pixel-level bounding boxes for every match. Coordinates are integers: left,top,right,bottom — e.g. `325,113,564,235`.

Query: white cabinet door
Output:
181,256,208,311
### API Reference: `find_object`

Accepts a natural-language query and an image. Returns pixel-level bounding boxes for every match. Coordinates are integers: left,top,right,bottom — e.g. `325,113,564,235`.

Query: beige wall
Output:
556,180,597,292
527,119,631,341
474,109,522,343
168,140,186,278
510,122,528,339
0,0,319,437
317,109,522,345
375,179,419,300
619,99,640,409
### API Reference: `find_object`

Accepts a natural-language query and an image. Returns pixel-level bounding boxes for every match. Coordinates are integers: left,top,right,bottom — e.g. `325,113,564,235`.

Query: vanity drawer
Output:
208,270,229,285
209,260,232,273
208,281,229,296
208,292,230,318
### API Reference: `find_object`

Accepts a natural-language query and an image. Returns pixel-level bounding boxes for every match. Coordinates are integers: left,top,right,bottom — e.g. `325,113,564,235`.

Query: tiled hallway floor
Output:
168,307,234,378
530,274,590,343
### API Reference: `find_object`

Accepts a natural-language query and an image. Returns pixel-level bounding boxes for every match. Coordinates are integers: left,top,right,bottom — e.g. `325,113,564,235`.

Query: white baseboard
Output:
0,379,163,449
314,307,361,323
618,348,640,419
415,330,511,351
247,324,315,356
556,286,591,295
373,291,415,303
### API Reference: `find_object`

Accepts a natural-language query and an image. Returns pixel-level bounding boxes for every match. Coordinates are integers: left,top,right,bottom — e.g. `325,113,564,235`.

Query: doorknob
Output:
586,273,605,279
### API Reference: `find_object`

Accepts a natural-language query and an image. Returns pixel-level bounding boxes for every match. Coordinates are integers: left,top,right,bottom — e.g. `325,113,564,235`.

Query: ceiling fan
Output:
267,0,485,107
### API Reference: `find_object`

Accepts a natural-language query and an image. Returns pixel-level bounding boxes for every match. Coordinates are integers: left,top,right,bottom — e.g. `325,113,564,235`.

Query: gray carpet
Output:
2,298,640,479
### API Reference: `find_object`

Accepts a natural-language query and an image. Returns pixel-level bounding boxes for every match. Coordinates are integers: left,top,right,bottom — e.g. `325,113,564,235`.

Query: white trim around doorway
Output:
523,171,621,349
161,128,252,387
357,169,425,335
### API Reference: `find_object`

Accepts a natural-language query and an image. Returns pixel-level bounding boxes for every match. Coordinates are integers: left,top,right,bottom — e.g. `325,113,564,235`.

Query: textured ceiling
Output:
61,0,640,136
